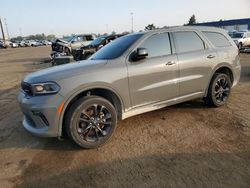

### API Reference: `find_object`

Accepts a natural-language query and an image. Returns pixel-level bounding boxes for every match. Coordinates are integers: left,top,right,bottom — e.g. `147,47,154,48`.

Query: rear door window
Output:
86,35,94,41
202,31,231,47
139,33,172,58
173,31,205,53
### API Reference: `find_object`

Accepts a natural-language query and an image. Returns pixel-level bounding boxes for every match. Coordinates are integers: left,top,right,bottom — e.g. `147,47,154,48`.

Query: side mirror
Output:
136,48,148,59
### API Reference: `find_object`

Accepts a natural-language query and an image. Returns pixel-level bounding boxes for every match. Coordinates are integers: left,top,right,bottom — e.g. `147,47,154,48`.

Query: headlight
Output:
31,82,60,95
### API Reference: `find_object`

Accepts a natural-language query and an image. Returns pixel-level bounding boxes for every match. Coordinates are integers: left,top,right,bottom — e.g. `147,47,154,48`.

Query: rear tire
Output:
205,73,232,107
65,96,118,148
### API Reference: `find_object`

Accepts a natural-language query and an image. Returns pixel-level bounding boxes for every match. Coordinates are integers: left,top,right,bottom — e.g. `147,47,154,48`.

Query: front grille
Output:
21,81,33,96
52,44,62,52
25,113,49,128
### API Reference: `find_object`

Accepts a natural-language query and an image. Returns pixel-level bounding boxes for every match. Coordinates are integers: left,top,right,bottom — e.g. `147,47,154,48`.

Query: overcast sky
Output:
1,0,250,37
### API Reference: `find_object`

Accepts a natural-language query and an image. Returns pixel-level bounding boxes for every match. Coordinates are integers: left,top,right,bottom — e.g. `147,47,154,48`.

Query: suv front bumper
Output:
18,91,64,137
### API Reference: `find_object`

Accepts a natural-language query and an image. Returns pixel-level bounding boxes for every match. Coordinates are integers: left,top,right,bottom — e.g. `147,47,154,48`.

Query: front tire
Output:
238,42,243,50
65,96,118,148
65,47,71,55
205,73,232,107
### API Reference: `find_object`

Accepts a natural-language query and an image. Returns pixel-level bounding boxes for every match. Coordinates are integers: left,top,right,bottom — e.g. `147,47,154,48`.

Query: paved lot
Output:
0,46,250,188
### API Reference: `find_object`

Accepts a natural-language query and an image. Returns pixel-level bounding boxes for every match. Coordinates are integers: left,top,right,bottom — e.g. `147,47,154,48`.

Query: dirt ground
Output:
0,46,249,188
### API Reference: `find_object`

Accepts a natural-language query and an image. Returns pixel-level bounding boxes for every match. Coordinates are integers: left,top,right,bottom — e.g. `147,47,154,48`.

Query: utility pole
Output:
4,18,10,39
131,12,134,33
0,17,6,46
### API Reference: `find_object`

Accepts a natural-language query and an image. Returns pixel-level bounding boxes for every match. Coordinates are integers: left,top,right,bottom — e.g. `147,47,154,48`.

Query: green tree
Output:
187,14,196,25
11,36,23,41
145,24,156,31
46,34,56,40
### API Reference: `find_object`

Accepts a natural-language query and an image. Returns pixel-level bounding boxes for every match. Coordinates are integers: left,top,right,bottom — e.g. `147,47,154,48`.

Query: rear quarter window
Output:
202,31,231,47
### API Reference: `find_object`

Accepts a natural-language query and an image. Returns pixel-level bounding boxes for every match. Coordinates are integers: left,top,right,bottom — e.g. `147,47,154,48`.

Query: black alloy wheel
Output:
65,96,117,148
205,73,232,107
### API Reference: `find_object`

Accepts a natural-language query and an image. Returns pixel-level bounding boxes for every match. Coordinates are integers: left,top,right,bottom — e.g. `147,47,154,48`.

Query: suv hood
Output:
24,60,108,83
56,38,68,44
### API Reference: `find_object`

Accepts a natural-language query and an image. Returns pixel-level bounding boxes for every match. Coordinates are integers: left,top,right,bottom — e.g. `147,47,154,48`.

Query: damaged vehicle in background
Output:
51,34,96,55
72,34,125,61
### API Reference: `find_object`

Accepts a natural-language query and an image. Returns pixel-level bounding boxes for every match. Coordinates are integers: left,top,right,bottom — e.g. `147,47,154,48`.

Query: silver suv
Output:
18,26,241,148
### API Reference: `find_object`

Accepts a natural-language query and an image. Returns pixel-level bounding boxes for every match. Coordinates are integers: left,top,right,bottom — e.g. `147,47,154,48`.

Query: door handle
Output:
207,54,215,59
165,61,176,66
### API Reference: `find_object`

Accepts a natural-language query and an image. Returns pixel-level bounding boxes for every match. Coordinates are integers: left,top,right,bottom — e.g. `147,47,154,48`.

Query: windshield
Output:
90,37,106,46
91,33,143,60
63,36,75,42
231,33,244,38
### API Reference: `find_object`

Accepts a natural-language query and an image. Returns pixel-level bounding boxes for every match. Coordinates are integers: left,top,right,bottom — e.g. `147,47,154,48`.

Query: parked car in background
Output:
36,40,44,46
237,32,250,50
24,40,38,47
72,34,124,61
0,41,4,48
228,30,238,36
10,41,18,48
18,26,241,148
42,40,52,45
230,31,250,49
18,41,26,47
51,34,96,55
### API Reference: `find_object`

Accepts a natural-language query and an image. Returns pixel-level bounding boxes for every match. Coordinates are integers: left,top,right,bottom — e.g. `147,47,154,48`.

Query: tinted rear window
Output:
173,31,205,53
91,33,143,60
203,32,231,47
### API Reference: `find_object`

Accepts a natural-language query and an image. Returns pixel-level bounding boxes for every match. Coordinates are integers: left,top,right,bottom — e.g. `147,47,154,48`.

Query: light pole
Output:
0,17,6,46
4,18,10,39
131,12,134,33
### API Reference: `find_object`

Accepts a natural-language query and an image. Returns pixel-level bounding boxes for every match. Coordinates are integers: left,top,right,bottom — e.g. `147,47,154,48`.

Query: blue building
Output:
195,18,250,31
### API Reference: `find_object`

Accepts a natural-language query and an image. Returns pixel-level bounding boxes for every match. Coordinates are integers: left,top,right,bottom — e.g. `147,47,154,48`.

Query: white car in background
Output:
10,42,18,48
18,41,26,47
238,32,250,49
42,40,52,45
231,31,250,50
25,40,38,47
